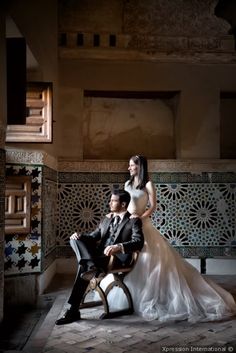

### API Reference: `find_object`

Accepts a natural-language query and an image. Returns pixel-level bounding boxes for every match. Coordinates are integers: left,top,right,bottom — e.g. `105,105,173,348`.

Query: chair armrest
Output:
107,251,139,273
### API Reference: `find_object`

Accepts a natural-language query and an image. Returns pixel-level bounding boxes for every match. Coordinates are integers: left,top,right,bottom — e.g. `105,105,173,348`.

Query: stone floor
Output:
1,274,236,353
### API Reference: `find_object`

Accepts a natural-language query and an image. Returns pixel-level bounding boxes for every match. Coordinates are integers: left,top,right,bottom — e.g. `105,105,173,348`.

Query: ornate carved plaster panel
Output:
6,149,44,165
59,0,236,63
123,0,229,36
6,148,57,170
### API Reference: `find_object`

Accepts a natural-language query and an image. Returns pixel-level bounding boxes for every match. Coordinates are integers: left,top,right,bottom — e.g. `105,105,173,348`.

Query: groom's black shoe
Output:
55,309,81,325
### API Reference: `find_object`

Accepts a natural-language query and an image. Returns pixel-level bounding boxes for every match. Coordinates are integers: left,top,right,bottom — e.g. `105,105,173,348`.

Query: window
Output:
109,34,116,47
93,34,100,47
6,82,53,143
77,33,84,46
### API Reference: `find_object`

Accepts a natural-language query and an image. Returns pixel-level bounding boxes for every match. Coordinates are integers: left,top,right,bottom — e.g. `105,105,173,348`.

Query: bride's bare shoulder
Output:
146,180,154,188
145,180,156,194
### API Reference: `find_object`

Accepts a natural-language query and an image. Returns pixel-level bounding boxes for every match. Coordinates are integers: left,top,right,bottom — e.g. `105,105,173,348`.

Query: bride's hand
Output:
130,213,139,218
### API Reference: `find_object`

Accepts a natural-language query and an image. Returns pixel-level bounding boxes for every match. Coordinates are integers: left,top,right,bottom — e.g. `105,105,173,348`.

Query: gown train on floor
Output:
100,183,236,323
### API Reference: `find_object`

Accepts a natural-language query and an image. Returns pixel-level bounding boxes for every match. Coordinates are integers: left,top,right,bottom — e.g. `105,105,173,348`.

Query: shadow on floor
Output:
0,297,55,352
1,274,236,353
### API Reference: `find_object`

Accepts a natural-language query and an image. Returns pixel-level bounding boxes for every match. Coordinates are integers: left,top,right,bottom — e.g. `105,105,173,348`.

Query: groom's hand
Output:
104,244,121,256
70,232,81,240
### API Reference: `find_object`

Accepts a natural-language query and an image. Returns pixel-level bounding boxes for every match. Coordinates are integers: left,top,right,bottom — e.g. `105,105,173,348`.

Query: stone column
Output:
0,7,7,323
57,85,84,160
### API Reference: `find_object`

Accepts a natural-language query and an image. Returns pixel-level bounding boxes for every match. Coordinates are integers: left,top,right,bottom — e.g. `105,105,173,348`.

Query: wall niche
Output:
83,91,179,160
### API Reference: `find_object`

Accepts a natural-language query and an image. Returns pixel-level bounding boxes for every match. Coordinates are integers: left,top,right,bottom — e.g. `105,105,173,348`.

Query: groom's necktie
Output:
112,215,120,232
104,215,121,247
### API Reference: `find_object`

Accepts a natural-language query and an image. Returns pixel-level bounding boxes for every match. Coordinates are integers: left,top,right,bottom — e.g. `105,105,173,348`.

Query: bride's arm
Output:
140,180,157,219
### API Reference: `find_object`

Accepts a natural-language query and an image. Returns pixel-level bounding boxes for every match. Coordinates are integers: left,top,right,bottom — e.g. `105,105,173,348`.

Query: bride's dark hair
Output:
128,155,149,189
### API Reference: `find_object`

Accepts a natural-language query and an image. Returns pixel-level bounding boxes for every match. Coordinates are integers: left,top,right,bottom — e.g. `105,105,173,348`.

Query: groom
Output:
56,188,144,325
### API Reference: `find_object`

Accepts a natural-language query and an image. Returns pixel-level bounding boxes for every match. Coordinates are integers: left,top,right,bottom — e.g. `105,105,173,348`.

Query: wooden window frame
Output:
6,82,52,143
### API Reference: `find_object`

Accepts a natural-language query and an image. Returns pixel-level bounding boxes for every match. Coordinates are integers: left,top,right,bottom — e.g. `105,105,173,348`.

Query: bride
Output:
106,155,236,323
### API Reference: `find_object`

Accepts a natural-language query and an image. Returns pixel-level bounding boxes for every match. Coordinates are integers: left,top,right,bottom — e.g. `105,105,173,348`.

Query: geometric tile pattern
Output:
57,183,116,245
42,166,57,271
154,183,236,247
155,183,236,258
4,164,42,275
43,178,57,257
3,164,58,275
4,168,236,275
57,172,236,258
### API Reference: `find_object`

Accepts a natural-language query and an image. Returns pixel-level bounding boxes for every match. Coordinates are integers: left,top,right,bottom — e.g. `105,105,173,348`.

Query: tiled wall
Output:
4,164,57,276
57,171,236,259
3,167,236,276
41,166,57,270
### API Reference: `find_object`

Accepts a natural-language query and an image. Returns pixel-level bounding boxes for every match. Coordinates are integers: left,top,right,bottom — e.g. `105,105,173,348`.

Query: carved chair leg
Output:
99,274,134,320
80,251,139,319
80,278,110,317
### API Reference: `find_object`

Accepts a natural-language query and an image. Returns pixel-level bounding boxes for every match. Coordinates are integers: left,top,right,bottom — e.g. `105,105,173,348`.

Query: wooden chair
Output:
79,251,139,319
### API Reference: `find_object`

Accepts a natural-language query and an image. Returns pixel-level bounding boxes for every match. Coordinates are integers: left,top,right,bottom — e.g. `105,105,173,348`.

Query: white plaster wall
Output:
59,60,236,161
37,261,57,295
56,258,77,274
206,259,236,275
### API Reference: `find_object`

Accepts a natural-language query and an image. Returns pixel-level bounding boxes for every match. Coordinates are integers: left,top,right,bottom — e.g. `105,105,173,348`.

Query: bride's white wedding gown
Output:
101,182,236,323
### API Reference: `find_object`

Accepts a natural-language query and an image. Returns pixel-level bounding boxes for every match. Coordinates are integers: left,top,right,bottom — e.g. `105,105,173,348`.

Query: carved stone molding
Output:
5,149,236,172
58,159,236,173
148,160,236,173
59,0,236,63
59,42,236,64
6,149,44,165
43,153,58,171
123,0,229,37
6,148,57,170
58,159,127,172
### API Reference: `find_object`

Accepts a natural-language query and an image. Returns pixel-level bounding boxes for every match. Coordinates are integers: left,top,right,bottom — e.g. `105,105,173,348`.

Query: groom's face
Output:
109,194,122,213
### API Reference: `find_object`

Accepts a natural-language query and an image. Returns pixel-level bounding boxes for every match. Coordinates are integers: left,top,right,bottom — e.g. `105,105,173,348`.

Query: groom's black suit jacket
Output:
81,211,144,255
68,211,144,307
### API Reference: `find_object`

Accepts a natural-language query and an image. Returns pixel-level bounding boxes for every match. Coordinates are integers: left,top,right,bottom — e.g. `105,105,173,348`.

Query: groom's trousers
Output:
68,235,109,308
68,235,131,308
